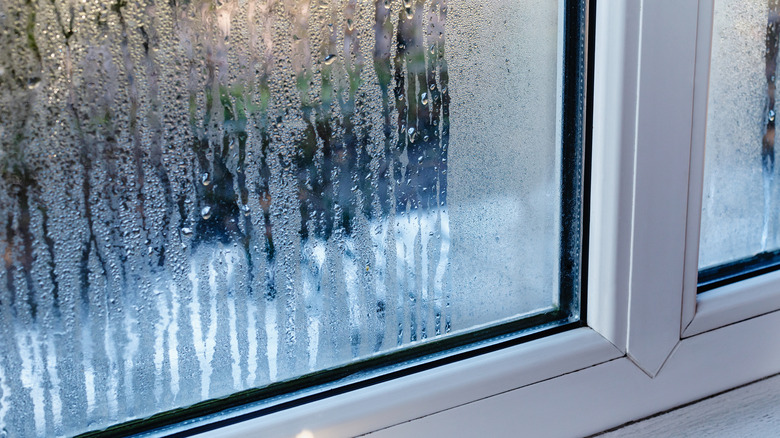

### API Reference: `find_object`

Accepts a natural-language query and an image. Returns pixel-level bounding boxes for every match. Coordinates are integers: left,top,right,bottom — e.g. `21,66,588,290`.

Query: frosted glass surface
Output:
701,0,780,269
0,0,563,435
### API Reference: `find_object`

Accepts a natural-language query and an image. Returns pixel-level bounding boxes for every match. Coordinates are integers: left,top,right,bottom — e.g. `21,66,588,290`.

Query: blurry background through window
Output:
0,0,565,435
701,0,780,270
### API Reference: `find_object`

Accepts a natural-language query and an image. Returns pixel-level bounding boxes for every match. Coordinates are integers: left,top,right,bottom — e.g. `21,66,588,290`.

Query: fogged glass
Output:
0,0,563,435
701,0,780,269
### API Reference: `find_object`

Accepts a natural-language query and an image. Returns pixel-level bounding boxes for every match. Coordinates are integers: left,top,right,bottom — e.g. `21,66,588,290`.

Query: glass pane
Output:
701,0,780,270
0,0,577,435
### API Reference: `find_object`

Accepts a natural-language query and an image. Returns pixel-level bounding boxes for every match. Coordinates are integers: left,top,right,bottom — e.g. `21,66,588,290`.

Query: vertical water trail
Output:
372,0,398,350
0,346,9,436
204,257,219,398
763,0,780,251
265,303,279,381
153,287,171,403
225,250,242,389
18,329,45,436
254,0,279,385
114,0,167,414
167,283,181,401
245,299,259,387
210,247,234,397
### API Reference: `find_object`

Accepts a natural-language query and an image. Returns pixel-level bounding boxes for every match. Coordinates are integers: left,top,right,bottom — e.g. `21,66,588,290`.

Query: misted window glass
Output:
0,0,579,435
700,0,780,274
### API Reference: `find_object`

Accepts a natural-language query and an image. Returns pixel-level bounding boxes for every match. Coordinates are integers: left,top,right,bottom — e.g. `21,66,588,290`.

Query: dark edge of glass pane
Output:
698,251,780,293
76,0,592,436
80,316,578,438
579,0,596,325
559,0,591,323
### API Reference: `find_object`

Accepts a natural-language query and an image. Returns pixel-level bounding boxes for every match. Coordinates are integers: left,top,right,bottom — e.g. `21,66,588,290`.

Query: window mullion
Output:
623,0,699,377
587,0,640,353
681,0,714,335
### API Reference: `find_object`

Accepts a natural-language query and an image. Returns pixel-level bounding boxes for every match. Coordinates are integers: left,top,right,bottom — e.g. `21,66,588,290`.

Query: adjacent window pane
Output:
700,0,780,272
0,0,580,435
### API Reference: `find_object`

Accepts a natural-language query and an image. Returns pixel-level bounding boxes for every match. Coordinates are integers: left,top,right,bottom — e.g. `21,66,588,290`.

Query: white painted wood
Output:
366,308,780,438
681,0,714,333
597,374,780,437
192,329,621,438
625,0,698,376
684,269,780,337
587,0,640,353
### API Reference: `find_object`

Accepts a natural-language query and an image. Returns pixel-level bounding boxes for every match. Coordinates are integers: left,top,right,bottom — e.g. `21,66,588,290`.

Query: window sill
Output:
363,308,780,438
185,328,621,437
684,269,780,337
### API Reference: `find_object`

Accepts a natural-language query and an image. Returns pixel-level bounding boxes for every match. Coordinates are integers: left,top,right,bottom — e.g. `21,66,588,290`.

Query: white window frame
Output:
180,1,780,436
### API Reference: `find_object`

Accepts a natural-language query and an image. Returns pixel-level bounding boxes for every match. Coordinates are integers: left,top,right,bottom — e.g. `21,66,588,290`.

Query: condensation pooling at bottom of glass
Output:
0,0,564,435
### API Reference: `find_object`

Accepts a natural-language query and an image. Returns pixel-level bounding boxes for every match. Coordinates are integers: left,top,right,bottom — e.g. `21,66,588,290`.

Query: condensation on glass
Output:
701,0,780,269
0,0,564,435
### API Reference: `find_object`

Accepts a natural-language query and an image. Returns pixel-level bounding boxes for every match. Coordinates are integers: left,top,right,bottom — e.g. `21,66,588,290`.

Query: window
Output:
698,0,780,291
211,0,780,435
3,0,780,437
0,0,586,436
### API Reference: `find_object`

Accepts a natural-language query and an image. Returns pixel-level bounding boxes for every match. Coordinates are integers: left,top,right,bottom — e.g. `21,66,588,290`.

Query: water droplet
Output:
347,18,354,31
242,204,250,215
407,126,417,142
417,156,424,164
324,54,337,65
201,206,212,220
405,7,414,19
429,83,436,91
421,92,428,105
770,109,776,122
201,172,211,186
430,44,436,54
181,227,193,235
27,77,41,89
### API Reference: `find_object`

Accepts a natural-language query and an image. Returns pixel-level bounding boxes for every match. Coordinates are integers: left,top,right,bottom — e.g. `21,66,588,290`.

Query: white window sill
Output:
364,307,780,438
